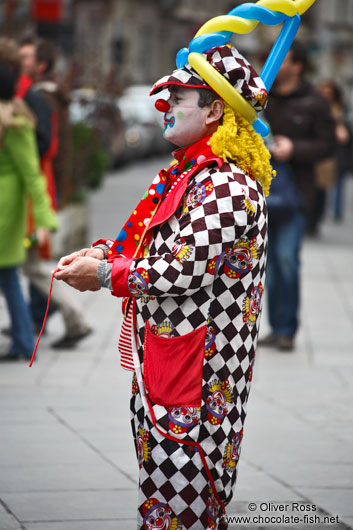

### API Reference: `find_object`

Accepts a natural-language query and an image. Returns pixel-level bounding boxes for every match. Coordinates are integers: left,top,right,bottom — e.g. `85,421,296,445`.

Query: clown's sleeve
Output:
108,171,259,298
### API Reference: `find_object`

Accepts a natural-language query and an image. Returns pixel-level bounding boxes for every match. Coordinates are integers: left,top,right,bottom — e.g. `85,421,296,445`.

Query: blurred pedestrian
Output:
16,71,52,160
20,36,72,209
0,39,58,362
319,80,353,221
16,41,56,331
260,40,336,351
19,36,59,330
18,36,92,349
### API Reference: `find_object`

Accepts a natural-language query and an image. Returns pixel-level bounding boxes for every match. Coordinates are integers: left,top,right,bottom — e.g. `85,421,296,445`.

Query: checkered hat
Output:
150,44,268,112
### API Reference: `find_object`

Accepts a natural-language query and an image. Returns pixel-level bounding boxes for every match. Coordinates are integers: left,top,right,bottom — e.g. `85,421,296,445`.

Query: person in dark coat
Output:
16,72,52,160
20,37,73,209
260,41,336,351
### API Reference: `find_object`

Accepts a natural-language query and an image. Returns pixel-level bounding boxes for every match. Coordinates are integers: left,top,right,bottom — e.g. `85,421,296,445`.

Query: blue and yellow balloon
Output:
176,0,316,137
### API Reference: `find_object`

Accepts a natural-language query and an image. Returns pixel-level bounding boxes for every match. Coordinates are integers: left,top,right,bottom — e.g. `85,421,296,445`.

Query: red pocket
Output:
143,321,207,407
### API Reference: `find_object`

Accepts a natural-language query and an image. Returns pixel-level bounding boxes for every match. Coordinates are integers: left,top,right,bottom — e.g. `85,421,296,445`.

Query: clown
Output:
242,283,264,327
182,179,214,215
53,0,319,522
172,238,194,263
53,8,292,523
128,268,150,297
56,42,271,529
141,498,182,530
136,424,151,469
222,429,243,472
208,237,260,279
167,406,200,434
206,379,233,426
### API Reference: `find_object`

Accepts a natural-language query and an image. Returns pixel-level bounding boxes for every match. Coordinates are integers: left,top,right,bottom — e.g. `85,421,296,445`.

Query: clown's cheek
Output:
163,116,182,139
164,108,206,146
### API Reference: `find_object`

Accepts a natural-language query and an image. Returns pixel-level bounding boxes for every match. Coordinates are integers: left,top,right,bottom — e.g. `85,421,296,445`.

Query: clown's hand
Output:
271,135,294,162
57,247,105,269
55,257,101,292
36,227,51,247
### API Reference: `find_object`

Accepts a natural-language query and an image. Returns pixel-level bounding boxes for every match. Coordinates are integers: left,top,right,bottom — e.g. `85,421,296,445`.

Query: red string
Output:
29,268,59,367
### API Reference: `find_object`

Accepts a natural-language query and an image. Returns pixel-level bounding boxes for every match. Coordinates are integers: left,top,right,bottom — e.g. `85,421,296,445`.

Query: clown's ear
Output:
205,99,224,125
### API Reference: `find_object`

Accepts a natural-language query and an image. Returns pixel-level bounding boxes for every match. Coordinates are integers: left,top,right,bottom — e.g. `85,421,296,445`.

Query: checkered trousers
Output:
129,162,268,529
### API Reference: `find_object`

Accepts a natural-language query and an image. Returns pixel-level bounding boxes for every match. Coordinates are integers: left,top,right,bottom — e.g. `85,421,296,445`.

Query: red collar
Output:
170,135,223,177
109,135,223,260
148,135,223,231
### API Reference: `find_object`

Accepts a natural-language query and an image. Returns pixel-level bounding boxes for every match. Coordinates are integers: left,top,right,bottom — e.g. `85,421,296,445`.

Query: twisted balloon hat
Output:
176,0,317,137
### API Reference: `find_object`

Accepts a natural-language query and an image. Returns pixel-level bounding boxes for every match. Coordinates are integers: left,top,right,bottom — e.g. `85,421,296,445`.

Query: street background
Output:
2,1,353,107
0,156,352,530
1,1,353,528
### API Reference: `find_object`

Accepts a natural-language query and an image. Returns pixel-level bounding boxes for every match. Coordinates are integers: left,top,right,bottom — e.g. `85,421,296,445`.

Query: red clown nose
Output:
155,99,170,113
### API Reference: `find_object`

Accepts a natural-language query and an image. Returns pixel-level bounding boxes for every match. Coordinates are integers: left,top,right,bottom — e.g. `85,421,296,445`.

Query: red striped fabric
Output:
118,301,135,371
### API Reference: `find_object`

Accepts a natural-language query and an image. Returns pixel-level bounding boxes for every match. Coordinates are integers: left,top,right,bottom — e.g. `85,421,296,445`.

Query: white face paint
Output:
163,87,210,147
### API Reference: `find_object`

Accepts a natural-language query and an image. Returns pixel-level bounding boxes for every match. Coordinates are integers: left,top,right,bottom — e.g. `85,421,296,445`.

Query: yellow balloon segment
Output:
256,0,297,17
195,0,316,38
290,0,316,15
188,52,257,124
191,0,317,127
195,16,255,38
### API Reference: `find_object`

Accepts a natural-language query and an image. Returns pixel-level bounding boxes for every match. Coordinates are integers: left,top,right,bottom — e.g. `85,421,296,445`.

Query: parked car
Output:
116,85,171,165
70,88,126,167
70,86,171,169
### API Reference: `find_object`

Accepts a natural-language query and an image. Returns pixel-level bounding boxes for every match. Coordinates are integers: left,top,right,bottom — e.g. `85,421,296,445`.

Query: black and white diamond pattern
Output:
129,162,267,528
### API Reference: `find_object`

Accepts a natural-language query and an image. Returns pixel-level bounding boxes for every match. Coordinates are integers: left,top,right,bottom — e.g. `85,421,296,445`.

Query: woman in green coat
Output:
0,53,57,362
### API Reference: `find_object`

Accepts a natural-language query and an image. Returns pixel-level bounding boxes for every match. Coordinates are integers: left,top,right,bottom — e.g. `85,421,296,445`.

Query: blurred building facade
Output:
1,0,353,105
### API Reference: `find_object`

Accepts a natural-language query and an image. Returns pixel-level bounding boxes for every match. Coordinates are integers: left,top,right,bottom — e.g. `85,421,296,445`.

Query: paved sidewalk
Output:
1,158,352,530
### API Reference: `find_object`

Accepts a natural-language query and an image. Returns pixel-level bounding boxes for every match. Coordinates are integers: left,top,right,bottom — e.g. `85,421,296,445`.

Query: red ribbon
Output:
29,268,59,367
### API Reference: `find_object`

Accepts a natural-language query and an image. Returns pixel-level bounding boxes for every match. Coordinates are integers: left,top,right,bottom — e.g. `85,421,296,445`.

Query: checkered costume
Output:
100,137,268,529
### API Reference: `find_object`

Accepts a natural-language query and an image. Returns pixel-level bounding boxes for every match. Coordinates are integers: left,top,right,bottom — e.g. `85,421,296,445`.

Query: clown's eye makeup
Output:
169,91,183,105
172,97,181,105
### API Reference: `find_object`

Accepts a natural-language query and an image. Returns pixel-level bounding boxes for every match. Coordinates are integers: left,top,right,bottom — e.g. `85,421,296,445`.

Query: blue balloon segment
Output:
176,48,190,68
177,3,293,67
253,118,269,138
116,228,127,242
260,14,301,91
229,4,287,25
189,32,230,54
177,32,230,67
175,2,301,139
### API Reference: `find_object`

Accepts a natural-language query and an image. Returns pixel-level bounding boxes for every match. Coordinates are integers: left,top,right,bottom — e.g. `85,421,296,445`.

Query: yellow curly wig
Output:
209,103,274,196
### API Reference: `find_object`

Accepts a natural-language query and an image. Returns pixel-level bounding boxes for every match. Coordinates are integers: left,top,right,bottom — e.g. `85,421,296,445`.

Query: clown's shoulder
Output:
193,159,265,192
189,159,266,215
